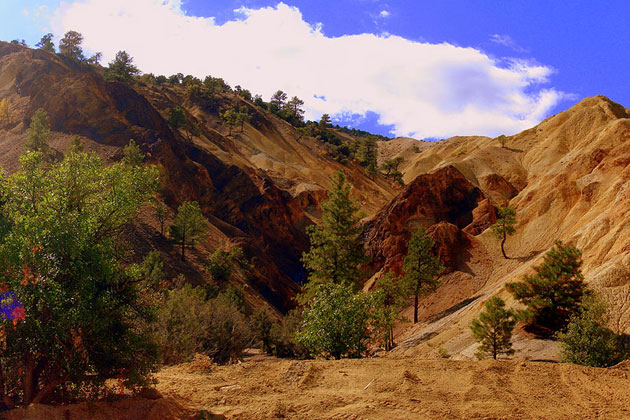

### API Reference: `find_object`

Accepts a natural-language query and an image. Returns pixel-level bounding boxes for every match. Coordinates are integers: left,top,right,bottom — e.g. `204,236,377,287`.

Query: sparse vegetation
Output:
471,296,520,360
507,241,585,333
105,50,140,83
170,201,207,261
402,227,444,323
25,108,50,153
492,206,517,259
558,295,624,367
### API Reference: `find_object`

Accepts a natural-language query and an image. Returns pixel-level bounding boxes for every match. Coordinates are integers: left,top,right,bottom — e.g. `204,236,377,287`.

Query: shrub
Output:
269,309,309,359
154,284,212,365
297,283,377,359
558,295,623,367
204,298,253,364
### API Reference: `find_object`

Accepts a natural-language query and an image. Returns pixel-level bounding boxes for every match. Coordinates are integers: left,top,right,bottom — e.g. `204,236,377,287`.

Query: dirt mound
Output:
151,357,630,419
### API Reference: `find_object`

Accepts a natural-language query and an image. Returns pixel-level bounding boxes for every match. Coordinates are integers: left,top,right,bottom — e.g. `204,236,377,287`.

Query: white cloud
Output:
51,1,568,138
490,34,528,53
379,10,390,18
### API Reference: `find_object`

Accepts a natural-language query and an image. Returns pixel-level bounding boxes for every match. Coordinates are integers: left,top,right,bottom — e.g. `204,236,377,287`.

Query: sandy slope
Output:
153,357,630,419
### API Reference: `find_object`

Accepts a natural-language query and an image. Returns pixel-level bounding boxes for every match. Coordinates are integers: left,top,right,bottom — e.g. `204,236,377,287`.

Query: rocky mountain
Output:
2,41,630,360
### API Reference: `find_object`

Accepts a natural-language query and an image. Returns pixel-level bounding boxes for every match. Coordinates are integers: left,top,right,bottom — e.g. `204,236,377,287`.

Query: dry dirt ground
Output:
152,356,630,419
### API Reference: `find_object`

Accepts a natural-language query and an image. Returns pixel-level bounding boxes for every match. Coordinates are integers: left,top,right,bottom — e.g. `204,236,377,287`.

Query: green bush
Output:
297,283,377,359
268,309,309,359
204,298,253,364
558,295,624,367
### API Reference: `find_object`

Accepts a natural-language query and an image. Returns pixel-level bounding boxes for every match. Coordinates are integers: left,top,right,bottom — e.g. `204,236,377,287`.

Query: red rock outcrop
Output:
463,198,497,236
426,222,472,274
364,165,485,274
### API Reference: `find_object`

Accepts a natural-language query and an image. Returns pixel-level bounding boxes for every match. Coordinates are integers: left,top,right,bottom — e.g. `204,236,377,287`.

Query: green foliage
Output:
402,227,444,323
154,201,168,236
168,107,187,130
59,30,84,61
70,135,83,152
497,135,507,148
372,272,412,350
155,284,213,365
297,283,378,359
122,139,144,166
154,284,252,365
35,33,55,52
251,308,274,353
105,50,140,83
507,241,585,332
0,148,160,405
25,108,50,153
359,137,378,177
301,170,367,299
269,90,287,113
237,106,251,132
217,284,246,313
268,310,309,358
141,251,166,289
471,296,520,360
169,201,207,261
319,113,332,128
491,206,516,259
221,108,238,136
558,295,623,367
207,246,246,283
381,156,403,176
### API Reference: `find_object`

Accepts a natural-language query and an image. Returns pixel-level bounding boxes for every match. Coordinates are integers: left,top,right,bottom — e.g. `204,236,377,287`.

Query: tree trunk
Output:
181,230,186,261
414,291,419,324
501,231,508,259
22,358,36,405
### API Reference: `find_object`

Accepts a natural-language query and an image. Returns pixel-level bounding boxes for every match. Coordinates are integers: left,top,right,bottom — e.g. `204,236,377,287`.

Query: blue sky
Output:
1,1,628,138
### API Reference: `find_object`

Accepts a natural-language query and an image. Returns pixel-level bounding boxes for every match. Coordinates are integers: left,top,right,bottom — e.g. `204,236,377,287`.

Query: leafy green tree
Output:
105,50,140,83
35,33,55,52
122,139,144,166
168,106,187,131
10,39,27,47
492,206,516,259
86,52,102,65
221,108,238,136
269,90,287,113
237,106,251,133
283,96,305,125
140,250,165,289
59,30,84,61
25,108,50,153
0,148,160,406
251,308,274,354
301,170,366,298
154,201,168,236
373,272,411,350
558,295,622,367
207,247,245,283
497,134,507,148
297,283,377,359
402,227,444,323
507,241,585,332
170,201,207,261
381,156,404,176
471,296,520,360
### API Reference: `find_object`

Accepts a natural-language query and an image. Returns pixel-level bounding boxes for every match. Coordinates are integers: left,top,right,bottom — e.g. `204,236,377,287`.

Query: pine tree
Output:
105,50,140,83
25,108,50,152
59,30,84,61
359,137,378,177
301,170,366,298
507,241,585,332
154,201,168,236
471,296,519,360
221,108,238,136
492,206,516,259
35,33,55,52
402,227,444,323
237,106,251,133
170,201,207,261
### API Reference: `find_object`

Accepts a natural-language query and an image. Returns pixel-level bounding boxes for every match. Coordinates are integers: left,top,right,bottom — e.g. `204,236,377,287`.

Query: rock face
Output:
426,222,472,274
364,165,485,274
463,198,497,236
